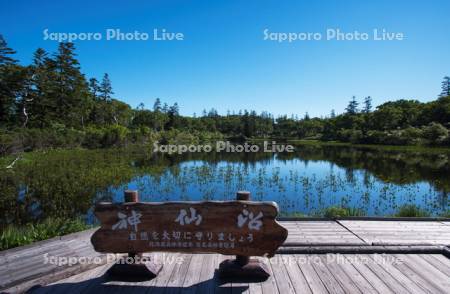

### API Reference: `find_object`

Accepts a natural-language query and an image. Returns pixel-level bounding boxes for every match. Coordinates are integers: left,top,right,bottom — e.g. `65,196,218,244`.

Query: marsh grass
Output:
321,206,366,218
440,210,450,218
0,218,91,250
394,204,430,217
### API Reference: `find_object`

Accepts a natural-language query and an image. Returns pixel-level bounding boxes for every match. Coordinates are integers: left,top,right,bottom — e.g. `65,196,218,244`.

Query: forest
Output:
1,34,450,155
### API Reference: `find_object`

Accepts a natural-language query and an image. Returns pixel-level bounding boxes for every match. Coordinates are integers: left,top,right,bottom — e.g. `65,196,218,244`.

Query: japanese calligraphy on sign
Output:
91,201,288,257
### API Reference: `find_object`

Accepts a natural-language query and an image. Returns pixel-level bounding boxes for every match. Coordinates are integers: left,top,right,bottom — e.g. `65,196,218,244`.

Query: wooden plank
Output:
182,254,206,293
61,264,110,293
334,255,378,294
318,255,362,294
310,254,345,294
366,254,427,294
345,255,394,294
260,257,278,294
418,254,450,276
195,254,220,294
216,255,232,294
283,255,313,294
165,253,193,294
399,254,450,290
148,253,182,293
270,256,295,294
390,254,448,294
339,221,450,237
248,281,263,294
296,255,328,294
355,254,409,294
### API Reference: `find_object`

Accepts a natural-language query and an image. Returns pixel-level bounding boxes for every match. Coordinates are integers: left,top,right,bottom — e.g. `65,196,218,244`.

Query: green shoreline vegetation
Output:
1,35,450,156
0,217,91,250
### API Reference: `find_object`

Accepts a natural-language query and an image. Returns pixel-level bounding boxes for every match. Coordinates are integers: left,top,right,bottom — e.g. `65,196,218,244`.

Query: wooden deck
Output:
1,220,450,293
28,253,450,294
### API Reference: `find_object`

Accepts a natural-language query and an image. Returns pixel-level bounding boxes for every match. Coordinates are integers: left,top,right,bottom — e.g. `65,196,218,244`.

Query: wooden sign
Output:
91,201,288,257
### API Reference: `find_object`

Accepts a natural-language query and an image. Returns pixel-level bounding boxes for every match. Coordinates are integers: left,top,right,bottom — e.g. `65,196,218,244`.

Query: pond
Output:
0,143,449,227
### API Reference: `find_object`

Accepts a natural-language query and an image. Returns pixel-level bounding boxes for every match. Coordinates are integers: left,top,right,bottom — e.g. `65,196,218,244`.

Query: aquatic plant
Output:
322,206,366,218
394,204,430,217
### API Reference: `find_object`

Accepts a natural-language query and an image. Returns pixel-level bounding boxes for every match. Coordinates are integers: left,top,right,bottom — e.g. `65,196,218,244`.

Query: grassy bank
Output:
0,218,91,251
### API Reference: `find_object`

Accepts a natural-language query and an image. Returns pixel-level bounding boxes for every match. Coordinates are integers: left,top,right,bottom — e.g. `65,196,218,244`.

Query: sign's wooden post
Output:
107,190,163,279
218,191,270,281
235,191,251,266
217,191,271,281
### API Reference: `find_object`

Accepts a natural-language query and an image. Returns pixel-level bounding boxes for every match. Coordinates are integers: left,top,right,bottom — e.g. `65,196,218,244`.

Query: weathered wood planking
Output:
91,201,288,257
338,220,450,245
283,220,366,245
2,219,450,292
26,253,450,294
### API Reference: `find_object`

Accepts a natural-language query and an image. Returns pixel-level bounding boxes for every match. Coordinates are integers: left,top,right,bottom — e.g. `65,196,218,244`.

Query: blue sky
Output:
1,0,449,117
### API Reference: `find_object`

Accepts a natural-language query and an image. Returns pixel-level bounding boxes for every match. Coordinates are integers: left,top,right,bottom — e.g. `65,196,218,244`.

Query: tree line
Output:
1,34,449,154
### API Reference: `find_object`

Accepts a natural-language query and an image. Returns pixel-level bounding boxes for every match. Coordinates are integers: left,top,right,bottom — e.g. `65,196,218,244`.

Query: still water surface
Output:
1,143,448,227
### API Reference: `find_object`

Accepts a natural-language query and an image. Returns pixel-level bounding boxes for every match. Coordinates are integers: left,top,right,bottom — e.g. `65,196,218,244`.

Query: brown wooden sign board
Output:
91,201,288,257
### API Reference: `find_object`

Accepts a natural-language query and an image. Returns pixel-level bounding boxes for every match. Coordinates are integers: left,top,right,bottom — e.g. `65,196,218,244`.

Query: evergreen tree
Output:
89,78,100,99
169,103,179,116
166,102,180,129
330,109,336,118
26,48,55,127
99,73,113,101
304,112,310,120
440,76,450,97
53,42,91,127
345,96,359,115
0,34,17,65
162,103,168,113
153,98,161,112
363,96,372,113
0,35,27,124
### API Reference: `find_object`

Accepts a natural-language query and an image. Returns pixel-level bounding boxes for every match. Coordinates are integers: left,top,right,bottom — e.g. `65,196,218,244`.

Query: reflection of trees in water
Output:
1,144,449,227
145,144,450,195
139,161,445,217
277,144,450,193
